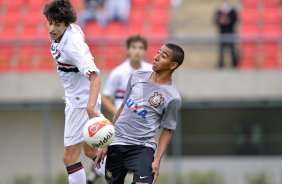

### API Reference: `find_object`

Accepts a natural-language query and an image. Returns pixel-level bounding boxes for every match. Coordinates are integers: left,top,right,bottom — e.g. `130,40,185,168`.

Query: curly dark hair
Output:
126,35,148,50
43,0,77,25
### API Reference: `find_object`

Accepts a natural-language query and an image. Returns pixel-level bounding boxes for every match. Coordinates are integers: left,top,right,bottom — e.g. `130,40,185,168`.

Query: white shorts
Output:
64,103,102,147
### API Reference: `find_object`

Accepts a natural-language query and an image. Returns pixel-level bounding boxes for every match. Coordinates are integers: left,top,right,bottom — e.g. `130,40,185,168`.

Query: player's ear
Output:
170,61,178,70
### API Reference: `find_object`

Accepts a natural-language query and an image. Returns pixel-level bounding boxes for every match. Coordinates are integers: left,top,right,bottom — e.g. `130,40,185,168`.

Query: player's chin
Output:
152,65,158,72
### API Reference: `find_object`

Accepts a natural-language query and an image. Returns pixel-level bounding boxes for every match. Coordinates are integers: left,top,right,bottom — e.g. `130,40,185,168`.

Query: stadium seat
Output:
0,13,21,27
6,0,25,11
263,0,279,8
15,57,34,72
0,56,12,72
151,0,171,9
262,9,280,25
260,58,280,69
132,0,149,10
23,12,44,27
83,22,103,40
148,10,170,27
0,28,19,40
129,10,146,27
0,45,15,57
261,25,281,37
240,25,260,37
36,56,56,72
239,58,257,69
242,0,259,8
105,23,129,38
27,0,46,10
240,9,259,25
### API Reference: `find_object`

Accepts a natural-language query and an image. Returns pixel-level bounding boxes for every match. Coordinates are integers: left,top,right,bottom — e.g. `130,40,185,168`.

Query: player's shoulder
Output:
167,83,181,102
66,24,85,43
110,61,129,76
132,70,152,78
141,61,153,70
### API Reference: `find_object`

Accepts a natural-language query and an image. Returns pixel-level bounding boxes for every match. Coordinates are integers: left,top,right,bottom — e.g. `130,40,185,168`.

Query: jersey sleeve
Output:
102,71,119,97
66,36,100,79
122,73,133,104
160,98,181,130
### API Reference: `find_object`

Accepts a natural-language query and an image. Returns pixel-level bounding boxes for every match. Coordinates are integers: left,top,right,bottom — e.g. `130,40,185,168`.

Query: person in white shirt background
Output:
102,35,152,116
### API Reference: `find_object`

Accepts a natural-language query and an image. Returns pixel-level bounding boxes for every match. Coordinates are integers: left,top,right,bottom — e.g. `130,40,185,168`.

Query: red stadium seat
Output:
23,12,44,27
132,0,149,10
15,57,34,72
240,9,260,25
83,22,104,40
0,28,19,40
129,10,146,26
0,56,12,73
262,9,280,25
36,56,56,72
263,0,279,8
242,0,259,8
262,25,281,37
151,0,171,9
260,58,280,69
105,23,129,38
27,0,46,10
0,13,21,27
148,10,170,27
0,45,15,57
239,58,257,69
6,0,25,11
240,25,260,37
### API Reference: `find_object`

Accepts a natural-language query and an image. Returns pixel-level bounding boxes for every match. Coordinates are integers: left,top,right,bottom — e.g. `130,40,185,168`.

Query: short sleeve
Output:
66,37,100,78
102,71,120,97
160,98,181,130
122,74,133,104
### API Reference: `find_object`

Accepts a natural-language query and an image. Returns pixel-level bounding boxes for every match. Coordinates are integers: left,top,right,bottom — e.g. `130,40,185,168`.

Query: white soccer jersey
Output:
50,24,101,108
102,59,152,109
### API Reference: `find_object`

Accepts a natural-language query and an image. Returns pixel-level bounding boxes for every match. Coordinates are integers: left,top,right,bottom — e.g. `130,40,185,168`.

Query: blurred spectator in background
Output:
215,0,238,68
78,0,130,27
78,0,107,27
105,0,130,25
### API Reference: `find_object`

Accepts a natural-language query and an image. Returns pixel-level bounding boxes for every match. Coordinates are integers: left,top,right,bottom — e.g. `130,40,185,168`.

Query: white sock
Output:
67,162,86,184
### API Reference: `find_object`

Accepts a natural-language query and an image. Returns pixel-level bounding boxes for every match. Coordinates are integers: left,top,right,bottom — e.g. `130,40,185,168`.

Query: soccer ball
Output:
83,116,115,148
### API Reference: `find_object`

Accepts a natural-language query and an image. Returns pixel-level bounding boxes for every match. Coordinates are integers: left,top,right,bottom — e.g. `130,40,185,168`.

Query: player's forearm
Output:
155,128,172,162
112,103,124,125
102,95,117,116
88,72,101,108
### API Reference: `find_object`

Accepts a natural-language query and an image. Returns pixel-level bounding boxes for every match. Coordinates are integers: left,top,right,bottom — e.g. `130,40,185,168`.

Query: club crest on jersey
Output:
148,92,164,108
126,98,147,118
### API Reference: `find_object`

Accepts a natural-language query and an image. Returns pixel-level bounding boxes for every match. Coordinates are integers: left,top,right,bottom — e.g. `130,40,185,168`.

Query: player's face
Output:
47,20,68,41
153,45,178,72
127,41,146,62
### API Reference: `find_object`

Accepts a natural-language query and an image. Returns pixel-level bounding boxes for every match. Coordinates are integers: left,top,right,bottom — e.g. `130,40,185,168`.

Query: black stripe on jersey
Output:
58,67,79,73
55,53,61,60
115,96,124,99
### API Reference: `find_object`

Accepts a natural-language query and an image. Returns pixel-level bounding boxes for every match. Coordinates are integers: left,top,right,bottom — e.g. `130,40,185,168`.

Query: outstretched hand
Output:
152,159,160,184
94,147,108,169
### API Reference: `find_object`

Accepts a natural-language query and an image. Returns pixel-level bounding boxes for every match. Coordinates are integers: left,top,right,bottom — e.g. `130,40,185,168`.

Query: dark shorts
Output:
105,145,155,184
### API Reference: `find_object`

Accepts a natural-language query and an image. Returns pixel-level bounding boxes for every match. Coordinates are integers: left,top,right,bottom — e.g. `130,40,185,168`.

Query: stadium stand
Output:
239,0,281,69
0,0,169,72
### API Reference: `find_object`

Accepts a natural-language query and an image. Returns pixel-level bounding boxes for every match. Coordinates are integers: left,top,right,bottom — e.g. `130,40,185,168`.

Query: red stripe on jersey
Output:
116,89,125,94
57,61,74,67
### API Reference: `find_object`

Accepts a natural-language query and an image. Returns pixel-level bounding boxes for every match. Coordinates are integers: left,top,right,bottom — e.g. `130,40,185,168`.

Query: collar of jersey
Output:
56,26,71,51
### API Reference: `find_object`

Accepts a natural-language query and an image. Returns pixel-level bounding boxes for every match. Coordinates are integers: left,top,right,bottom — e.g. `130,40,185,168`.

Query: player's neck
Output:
150,71,172,85
129,60,141,70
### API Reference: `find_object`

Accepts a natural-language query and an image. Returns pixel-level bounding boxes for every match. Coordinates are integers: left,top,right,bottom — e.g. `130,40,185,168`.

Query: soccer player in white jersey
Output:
43,1,101,183
102,35,152,116
95,43,184,184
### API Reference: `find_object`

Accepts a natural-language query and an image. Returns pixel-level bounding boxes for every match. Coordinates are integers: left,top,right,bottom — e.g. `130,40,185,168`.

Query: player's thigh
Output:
125,146,155,184
105,145,128,184
64,105,88,147
63,142,84,166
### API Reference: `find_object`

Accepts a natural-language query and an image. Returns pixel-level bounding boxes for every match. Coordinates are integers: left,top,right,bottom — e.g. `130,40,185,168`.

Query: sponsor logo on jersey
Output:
148,92,164,108
126,98,147,118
